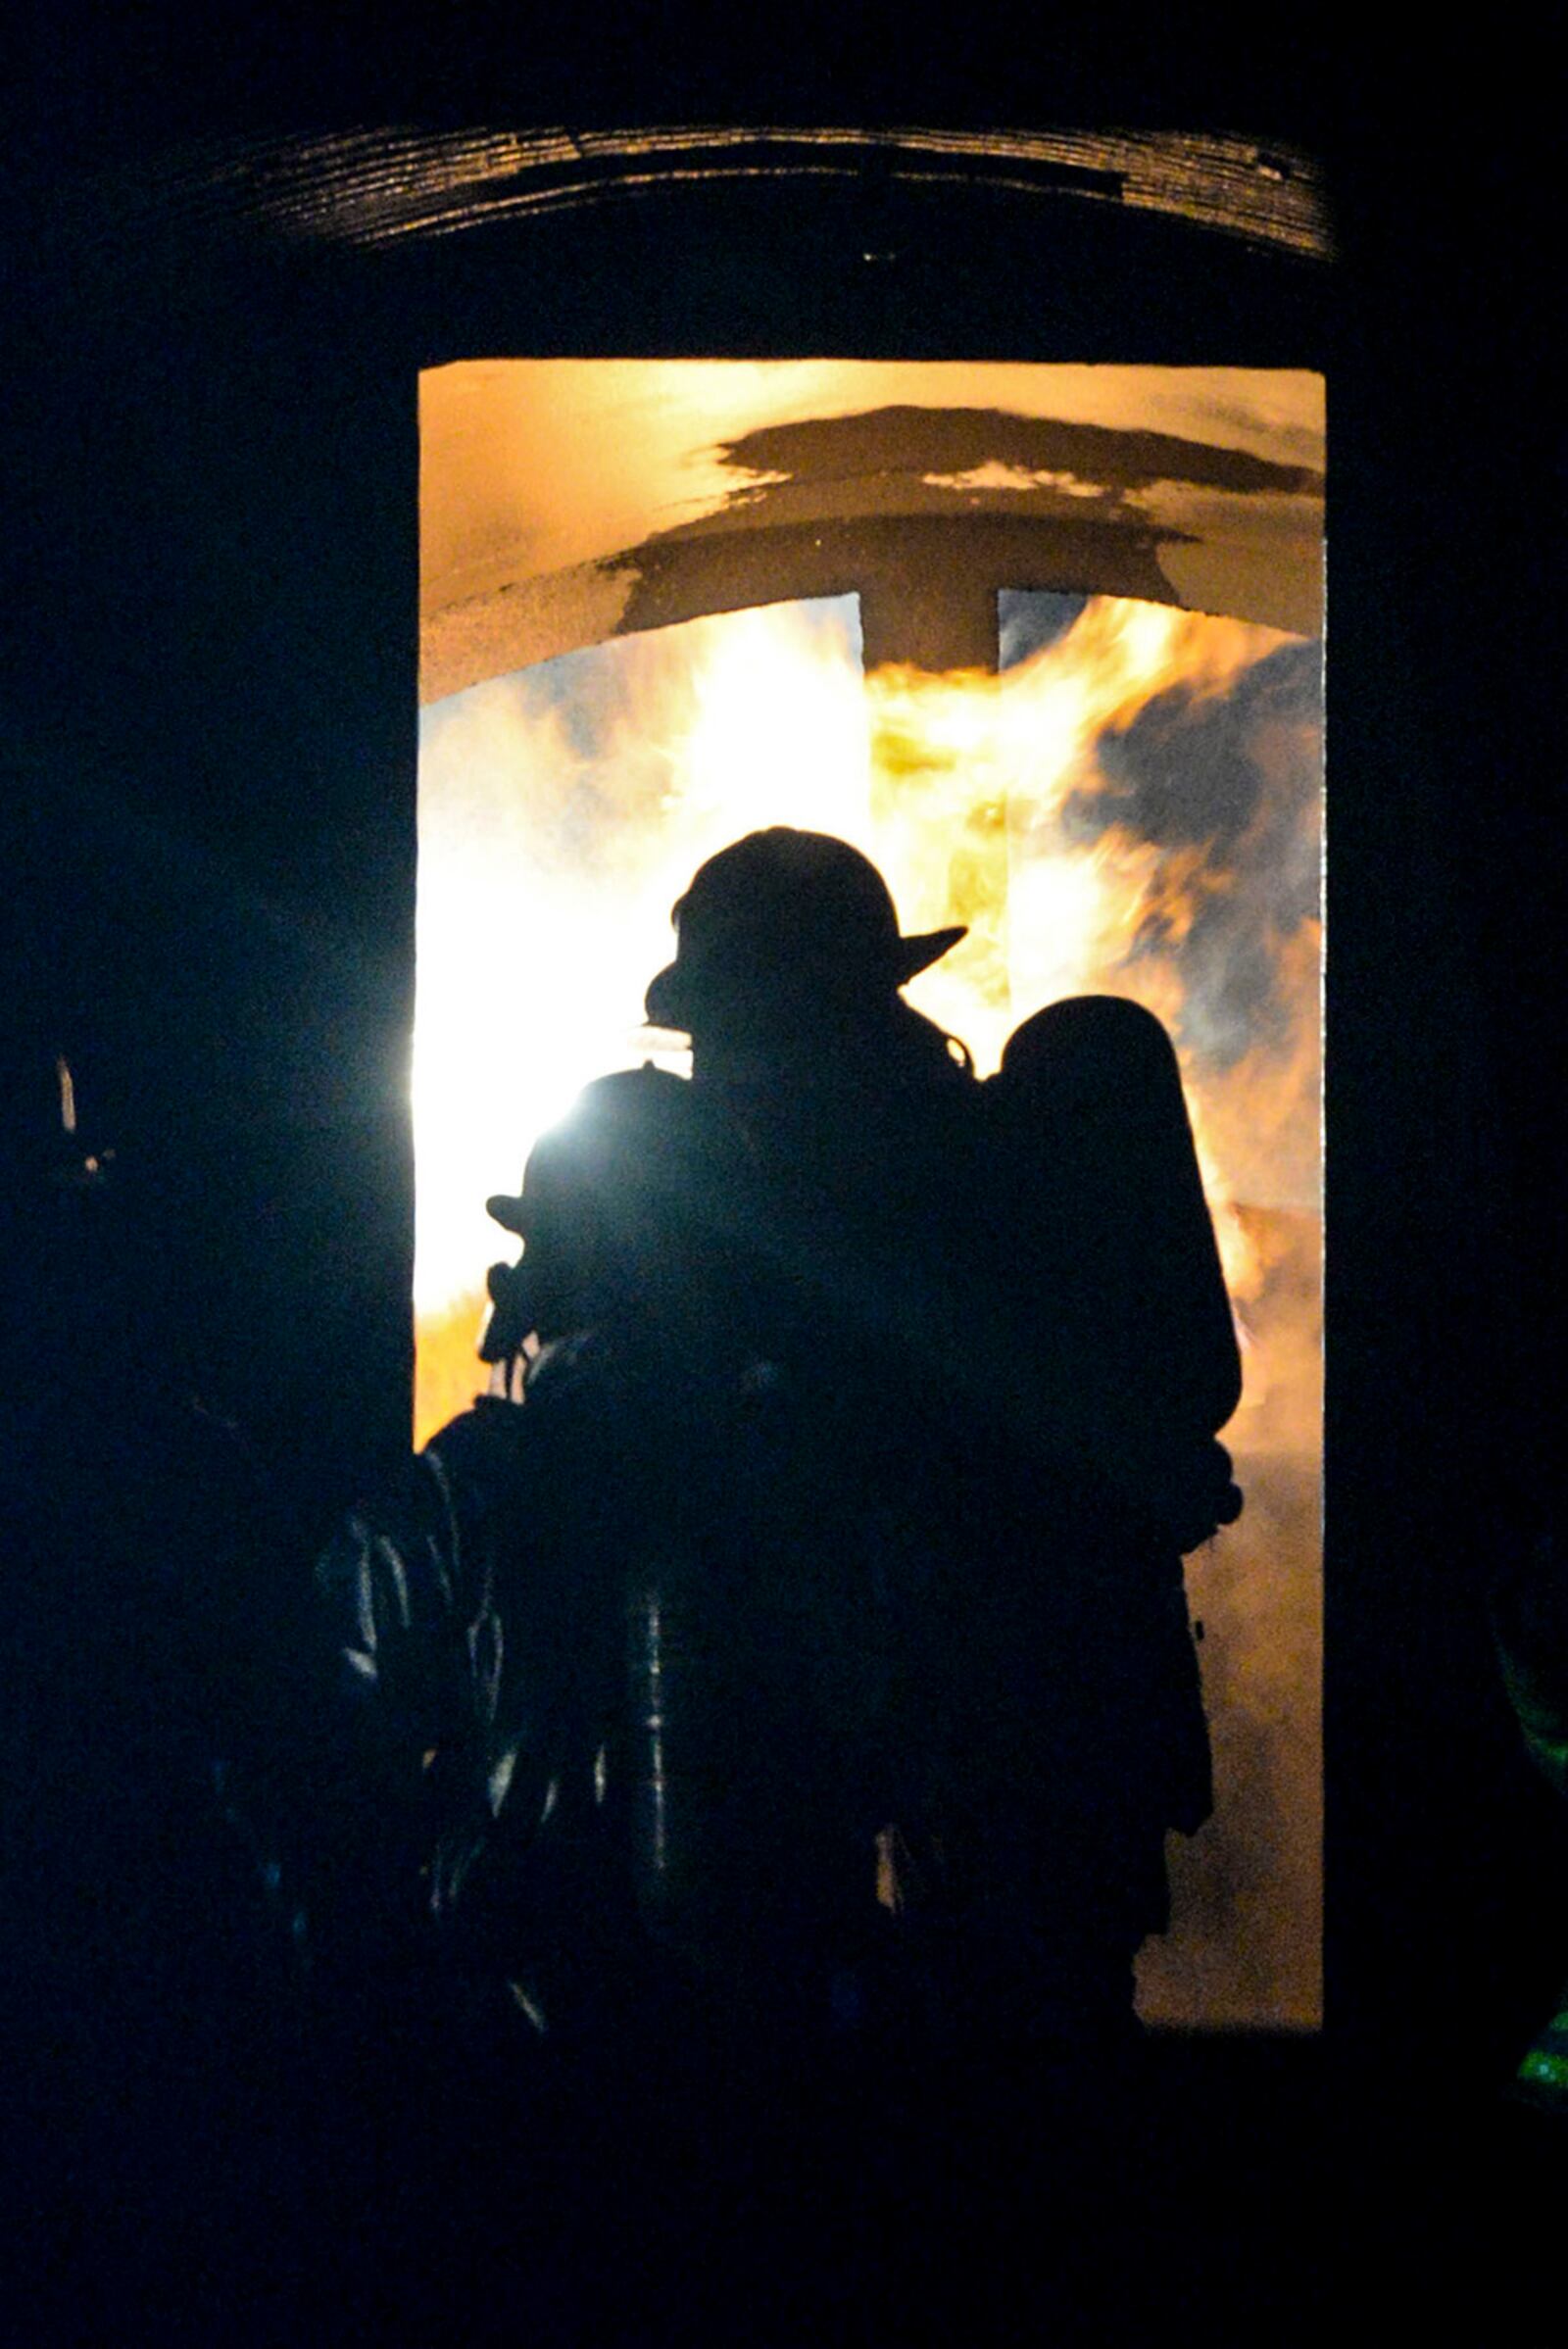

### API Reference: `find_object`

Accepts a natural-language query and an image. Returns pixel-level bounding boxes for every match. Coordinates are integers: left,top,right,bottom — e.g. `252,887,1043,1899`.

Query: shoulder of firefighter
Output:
488,1020,1243,1551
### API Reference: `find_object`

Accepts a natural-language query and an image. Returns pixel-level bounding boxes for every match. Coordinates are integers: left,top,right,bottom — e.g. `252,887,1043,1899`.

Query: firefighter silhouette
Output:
314,828,1241,2058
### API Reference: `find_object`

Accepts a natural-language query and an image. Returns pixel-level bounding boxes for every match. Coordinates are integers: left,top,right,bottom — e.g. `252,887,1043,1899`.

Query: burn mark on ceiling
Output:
602,405,1317,667
708,407,1322,510
609,513,1193,671
419,366,1323,691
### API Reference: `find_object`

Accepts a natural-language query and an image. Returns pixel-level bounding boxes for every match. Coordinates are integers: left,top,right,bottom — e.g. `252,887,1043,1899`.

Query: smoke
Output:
998,587,1088,669
1085,636,1323,1085
1138,1210,1323,2028
415,587,1325,2026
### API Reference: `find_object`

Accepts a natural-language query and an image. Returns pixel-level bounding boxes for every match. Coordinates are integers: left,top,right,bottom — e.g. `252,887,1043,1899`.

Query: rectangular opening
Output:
416,360,1324,2030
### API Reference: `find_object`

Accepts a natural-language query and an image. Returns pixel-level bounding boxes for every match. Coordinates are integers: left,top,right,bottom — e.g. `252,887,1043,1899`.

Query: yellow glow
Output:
412,583,1325,2031
413,604,873,1342
415,591,1318,1439
420,361,1326,626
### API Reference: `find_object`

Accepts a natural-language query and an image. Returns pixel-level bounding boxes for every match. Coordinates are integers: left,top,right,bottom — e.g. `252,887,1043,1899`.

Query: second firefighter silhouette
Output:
319,827,1241,2046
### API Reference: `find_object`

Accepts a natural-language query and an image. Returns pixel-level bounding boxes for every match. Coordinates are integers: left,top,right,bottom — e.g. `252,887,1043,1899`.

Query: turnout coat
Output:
311,997,1240,2038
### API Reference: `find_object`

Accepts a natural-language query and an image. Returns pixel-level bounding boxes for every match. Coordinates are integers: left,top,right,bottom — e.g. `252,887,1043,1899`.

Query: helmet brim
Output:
642,923,966,1033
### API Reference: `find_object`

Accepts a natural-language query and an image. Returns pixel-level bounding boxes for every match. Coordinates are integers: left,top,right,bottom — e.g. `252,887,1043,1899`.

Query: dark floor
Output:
13,2020,1563,2345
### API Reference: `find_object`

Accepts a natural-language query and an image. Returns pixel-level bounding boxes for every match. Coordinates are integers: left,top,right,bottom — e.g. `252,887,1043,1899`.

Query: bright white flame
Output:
414,601,872,1317
412,586,1325,2032
415,589,1317,1336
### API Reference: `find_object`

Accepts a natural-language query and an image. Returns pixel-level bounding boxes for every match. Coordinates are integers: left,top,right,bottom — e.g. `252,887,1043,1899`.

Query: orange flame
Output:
414,587,1324,2029
416,593,1320,1440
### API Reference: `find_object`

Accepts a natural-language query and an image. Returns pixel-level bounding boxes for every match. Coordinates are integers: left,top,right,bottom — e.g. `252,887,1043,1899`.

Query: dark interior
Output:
7,29,1563,2333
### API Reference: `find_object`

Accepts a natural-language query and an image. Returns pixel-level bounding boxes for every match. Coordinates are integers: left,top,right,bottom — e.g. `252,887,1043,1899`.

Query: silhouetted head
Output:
644,829,965,1063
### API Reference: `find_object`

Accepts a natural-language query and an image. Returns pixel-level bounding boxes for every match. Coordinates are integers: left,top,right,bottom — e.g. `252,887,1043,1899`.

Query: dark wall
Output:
9,32,1564,2084
8,241,418,1523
